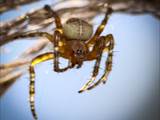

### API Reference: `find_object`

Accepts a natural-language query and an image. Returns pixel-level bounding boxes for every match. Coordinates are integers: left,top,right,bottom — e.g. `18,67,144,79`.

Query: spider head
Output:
71,41,88,61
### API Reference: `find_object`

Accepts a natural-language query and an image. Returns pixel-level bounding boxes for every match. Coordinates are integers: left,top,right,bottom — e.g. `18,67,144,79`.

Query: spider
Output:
8,4,114,120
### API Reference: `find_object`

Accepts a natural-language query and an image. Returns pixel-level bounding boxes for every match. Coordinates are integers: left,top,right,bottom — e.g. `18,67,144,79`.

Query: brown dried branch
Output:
0,0,160,46
0,0,39,13
0,38,49,78
0,71,22,96
0,0,160,96
0,38,50,96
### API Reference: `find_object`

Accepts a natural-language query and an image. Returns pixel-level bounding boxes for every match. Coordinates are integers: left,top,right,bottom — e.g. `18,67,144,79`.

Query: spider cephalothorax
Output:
71,41,88,60
9,4,115,120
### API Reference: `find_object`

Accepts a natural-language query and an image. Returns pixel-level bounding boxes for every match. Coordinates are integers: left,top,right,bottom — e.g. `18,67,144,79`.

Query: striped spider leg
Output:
78,34,114,93
78,5,113,92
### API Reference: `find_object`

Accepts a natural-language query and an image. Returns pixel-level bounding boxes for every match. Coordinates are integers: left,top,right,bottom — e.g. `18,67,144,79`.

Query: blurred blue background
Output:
0,0,160,120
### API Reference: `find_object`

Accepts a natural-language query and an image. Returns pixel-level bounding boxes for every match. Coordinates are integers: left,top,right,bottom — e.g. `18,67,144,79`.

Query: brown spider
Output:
8,4,114,120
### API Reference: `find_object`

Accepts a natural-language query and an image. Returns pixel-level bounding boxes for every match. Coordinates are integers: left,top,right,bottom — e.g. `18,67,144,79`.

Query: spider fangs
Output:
7,4,115,120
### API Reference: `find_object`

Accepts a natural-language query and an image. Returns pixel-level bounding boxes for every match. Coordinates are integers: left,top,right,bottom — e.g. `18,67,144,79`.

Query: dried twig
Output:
0,38,49,80
0,0,39,13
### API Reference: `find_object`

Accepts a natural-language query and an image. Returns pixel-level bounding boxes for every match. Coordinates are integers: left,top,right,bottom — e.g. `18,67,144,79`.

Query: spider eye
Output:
76,49,83,55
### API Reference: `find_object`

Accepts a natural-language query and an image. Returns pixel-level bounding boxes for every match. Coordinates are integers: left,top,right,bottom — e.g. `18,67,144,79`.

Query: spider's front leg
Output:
53,30,69,72
78,55,102,93
53,30,75,72
87,4,112,45
79,34,114,92
44,5,74,72
87,34,115,90
78,37,106,93
79,5,113,93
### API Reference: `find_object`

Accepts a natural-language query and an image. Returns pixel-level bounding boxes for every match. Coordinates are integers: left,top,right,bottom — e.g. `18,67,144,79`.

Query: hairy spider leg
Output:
78,37,106,93
29,52,74,119
44,5,63,29
87,5,112,45
78,53,102,93
44,5,73,72
29,52,54,120
87,34,115,90
2,31,54,45
53,30,72,72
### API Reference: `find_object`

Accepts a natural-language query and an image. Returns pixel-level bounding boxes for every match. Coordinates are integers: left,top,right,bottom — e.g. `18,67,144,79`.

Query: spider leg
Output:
29,51,74,119
44,5,63,29
3,31,54,45
87,34,115,90
86,4,112,45
29,52,54,120
44,5,71,72
87,51,113,90
53,30,74,72
78,54,102,93
78,37,106,93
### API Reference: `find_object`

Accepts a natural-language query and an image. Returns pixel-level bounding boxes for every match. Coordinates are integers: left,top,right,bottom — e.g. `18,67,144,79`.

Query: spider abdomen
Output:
63,18,93,41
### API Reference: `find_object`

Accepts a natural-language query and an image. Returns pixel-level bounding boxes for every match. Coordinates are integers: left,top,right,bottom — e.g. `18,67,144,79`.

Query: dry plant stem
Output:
0,38,48,68
19,38,49,57
0,39,49,85
0,0,39,14
0,59,29,70
1,0,159,46
0,8,96,46
0,70,24,85
0,70,25,96
0,68,15,77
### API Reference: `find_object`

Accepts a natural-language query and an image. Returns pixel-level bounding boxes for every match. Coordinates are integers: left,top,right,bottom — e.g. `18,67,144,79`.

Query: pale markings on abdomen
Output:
79,19,83,40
